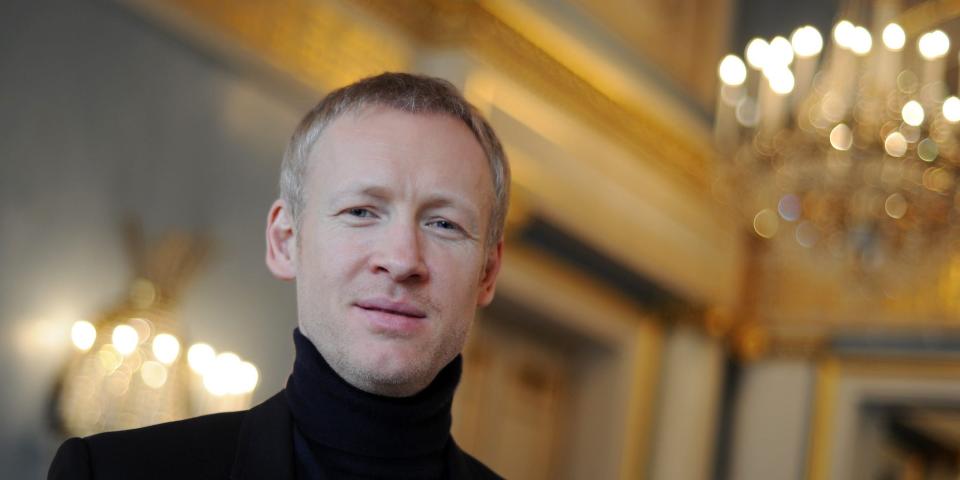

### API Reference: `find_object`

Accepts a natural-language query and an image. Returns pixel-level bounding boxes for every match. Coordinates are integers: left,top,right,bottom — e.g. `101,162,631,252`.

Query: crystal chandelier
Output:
714,9,960,290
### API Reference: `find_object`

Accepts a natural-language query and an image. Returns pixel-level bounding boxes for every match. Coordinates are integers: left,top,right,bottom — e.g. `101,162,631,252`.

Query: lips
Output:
355,299,427,318
355,298,427,336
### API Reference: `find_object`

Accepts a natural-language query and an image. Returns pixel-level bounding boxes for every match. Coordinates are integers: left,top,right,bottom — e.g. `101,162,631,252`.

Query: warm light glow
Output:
71,320,97,351
833,20,855,49
112,324,139,356
141,360,168,388
791,26,823,57
796,221,819,248
882,23,905,51
943,96,960,122
718,55,747,86
829,123,853,150
778,194,802,221
902,100,924,126
768,36,794,66
918,138,939,162
188,342,216,374
753,209,779,238
885,193,908,219
850,26,872,56
98,344,122,372
745,38,769,69
884,131,908,157
765,67,795,95
152,333,180,365
237,362,259,394
204,352,241,396
918,30,950,59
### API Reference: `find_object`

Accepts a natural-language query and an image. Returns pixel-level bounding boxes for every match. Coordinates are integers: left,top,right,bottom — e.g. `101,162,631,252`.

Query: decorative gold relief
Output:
347,0,715,191
157,0,412,91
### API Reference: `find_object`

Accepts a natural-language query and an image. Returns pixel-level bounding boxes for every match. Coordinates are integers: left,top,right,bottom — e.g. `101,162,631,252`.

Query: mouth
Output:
355,299,427,318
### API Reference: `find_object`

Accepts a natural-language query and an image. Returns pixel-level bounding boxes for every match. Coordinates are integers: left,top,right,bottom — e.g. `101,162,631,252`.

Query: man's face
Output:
276,106,501,397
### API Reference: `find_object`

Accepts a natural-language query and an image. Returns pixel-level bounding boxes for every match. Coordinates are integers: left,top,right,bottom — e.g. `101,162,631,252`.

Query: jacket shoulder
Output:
50,411,247,480
448,440,504,480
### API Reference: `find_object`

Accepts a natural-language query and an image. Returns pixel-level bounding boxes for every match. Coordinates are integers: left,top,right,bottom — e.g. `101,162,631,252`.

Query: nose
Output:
372,219,429,283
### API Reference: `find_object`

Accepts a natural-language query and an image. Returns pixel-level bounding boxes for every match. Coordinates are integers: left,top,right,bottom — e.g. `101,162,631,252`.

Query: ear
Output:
265,199,297,281
476,240,503,307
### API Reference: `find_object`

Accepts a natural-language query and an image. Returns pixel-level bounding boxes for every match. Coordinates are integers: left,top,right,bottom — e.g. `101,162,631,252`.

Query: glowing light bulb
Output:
829,123,853,151
918,30,950,59
112,324,139,356
204,352,240,396
768,36,794,66
882,23,905,51
834,20,855,49
152,333,180,365
850,26,872,56
943,96,960,122
884,131,908,157
188,343,216,374
791,26,823,57
764,67,795,95
902,100,924,126
718,55,747,86
71,320,97,351
745,38,769,69
237,362,259,394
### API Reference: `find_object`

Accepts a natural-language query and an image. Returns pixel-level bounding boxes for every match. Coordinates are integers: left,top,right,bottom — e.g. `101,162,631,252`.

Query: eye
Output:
428,218,461,231
346,207,375,218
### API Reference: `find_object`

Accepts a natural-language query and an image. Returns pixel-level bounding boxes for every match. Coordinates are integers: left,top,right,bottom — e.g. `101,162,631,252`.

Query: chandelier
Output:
713,10,960,292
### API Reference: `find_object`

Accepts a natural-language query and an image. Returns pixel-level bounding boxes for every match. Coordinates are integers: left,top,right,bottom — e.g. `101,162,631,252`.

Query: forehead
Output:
305,106,493,207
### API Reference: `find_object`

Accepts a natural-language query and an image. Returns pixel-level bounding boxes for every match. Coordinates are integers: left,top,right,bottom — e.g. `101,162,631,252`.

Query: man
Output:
49,72,509,479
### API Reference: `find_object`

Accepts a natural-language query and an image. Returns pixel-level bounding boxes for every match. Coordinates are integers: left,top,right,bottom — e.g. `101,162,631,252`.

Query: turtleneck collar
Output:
284,328,461,459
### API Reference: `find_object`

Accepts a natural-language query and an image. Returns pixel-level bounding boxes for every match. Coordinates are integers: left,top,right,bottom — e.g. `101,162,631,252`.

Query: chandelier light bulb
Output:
112,324,139,356
829,123,853,150
718,54,747,86
792,26,823,57
834,20,855,49
902,100,925,126
850,26,873,56
884,131,908,157
918,30,950,59
745,38,769,69
882,23,906,51
152,333,181,365
943,96,960,122
187,342,216,374
71,320,97,351
768,36,795,66
765,66,795,95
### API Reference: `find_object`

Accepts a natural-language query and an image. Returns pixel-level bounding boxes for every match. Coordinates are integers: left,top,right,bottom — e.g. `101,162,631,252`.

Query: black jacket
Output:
48,391,499,480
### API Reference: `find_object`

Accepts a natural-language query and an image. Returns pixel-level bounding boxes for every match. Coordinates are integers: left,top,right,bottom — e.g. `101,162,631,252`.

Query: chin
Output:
358,345,438,388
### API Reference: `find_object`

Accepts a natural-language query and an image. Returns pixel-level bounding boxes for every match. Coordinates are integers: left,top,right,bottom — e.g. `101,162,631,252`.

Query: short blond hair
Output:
280,72,510,247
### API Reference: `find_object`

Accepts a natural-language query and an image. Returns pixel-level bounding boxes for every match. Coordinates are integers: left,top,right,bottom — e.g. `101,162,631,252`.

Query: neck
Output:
284,328,461,458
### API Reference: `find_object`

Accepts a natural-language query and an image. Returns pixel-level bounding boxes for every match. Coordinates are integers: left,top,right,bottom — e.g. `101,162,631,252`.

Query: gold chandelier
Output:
714,8,960,291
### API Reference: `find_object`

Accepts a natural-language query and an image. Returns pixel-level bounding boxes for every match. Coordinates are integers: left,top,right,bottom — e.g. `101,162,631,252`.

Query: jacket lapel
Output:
230,391,296,480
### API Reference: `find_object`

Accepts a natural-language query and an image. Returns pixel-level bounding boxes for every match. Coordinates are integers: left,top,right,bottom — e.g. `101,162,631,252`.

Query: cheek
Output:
429,249,485,303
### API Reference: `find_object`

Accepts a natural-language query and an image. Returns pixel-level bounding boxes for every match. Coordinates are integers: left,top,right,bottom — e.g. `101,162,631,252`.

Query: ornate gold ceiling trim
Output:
355,0,714,191
128,0,412,93
130,0,714,191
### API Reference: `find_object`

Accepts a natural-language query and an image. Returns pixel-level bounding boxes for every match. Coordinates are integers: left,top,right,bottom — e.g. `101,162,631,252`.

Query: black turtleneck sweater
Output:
285,329,461,480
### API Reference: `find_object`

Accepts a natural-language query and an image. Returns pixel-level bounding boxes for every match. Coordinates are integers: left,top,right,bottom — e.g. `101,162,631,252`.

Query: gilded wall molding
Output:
129,0,715,192
356,0,715,192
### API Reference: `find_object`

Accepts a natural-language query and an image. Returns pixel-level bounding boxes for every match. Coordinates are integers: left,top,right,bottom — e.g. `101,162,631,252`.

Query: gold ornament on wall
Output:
53,220,259,437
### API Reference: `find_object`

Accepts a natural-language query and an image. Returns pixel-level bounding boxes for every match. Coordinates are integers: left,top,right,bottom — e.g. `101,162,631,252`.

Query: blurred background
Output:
4,0,960,478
